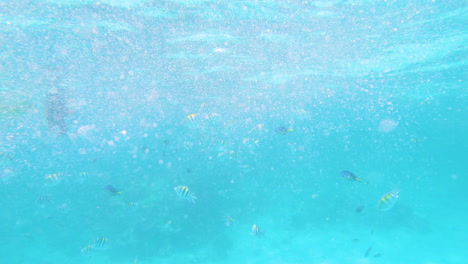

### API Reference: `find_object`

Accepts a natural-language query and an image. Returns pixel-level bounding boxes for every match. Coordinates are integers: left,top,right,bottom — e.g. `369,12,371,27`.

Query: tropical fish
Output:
185,113,221,128
36,196,52,207
340,170,363,182
174,186,196,203
46,88,68,135
93,237,110,250
23,233,33,240
186,113,199,122
0,151,12,163
242,137,260,148
76,172,90,183
104,185,121,195
275,126,293,135
364,246,372,257
128,202,139,212
224,216,235,227
217,150,237,161
58,203,69,213
251,224,264,238
45,173,63,185
377,190,399,211
81,245,94,255
185,113,202,128
204,113,221,126
355,205,365,213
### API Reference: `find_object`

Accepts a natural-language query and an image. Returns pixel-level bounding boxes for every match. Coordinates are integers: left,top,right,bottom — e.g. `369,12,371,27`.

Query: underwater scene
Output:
1,0,467,263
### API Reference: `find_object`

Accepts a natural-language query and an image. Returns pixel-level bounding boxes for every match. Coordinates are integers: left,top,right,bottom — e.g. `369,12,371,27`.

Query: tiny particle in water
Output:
374,253,382,258
186,168,192,173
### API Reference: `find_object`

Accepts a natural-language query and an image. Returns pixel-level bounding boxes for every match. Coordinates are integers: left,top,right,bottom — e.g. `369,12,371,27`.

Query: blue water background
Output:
1,0,467,263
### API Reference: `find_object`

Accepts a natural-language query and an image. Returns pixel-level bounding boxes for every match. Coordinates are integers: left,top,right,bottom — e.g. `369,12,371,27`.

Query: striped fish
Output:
251,224,264,238
58,203,69,213
93,237,110,250
185,113,202,128
377,190,399,211
77,172,90,184
128,202,139,212
224,216,235,227
174,186,197,203
81,245,94,255
45,173,63,185
36,196,52,207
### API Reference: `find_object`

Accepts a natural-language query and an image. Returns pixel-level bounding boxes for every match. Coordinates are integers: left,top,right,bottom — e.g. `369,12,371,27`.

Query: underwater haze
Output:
1,0,467,263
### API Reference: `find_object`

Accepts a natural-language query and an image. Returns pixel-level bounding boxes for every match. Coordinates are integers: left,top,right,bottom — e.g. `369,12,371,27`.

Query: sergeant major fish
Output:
174,186,196,203
377,190,399,211
251,224,264,238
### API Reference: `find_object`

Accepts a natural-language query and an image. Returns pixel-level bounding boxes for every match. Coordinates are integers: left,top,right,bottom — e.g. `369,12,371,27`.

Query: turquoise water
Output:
1,0,467,263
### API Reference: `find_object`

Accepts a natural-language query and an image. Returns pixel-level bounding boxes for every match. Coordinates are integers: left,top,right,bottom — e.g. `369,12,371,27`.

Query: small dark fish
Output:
364,246,372,257
352,238,360,242
275,126,292,135
341,170,363,182
355,205,365,213
374,253,382,258
104,185,121,195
